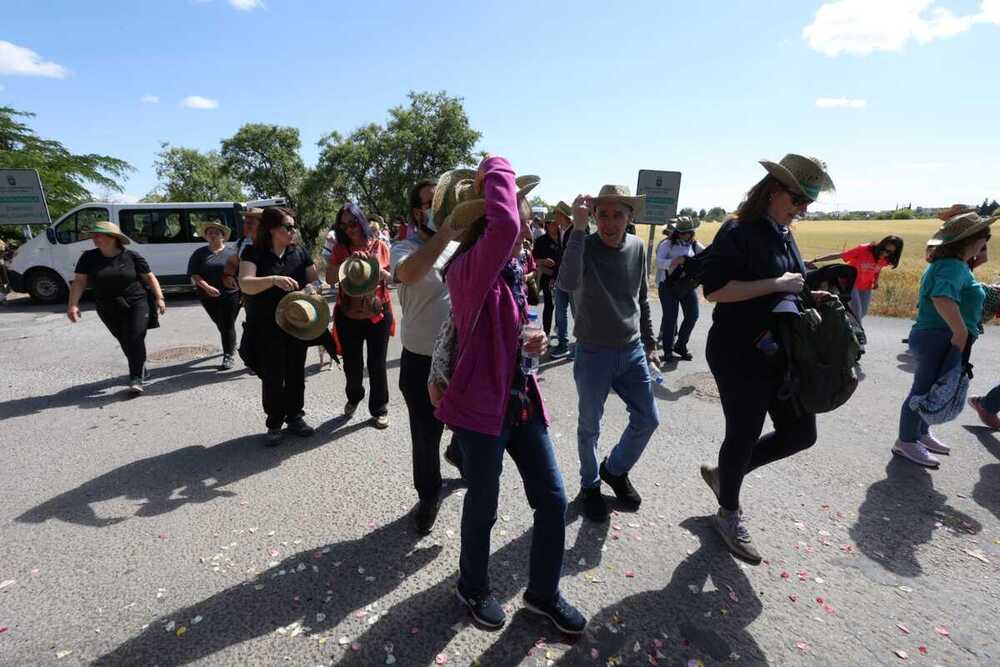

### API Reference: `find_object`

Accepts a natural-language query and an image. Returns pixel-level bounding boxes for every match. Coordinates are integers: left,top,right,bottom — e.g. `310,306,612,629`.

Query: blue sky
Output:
2,0,999,212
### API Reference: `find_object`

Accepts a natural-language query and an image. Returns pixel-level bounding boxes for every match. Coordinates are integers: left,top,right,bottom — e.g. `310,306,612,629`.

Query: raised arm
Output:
555,195,591,292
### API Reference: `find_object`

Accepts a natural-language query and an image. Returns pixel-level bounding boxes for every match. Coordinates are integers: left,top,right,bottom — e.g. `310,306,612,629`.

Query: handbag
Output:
908,347,974,425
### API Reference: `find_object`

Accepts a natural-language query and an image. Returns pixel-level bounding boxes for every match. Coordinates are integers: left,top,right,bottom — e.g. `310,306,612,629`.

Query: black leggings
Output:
199,293,241,355
706,326,817,511
335,308,393,417
257,330,308,430
540,276,555,336
96,297,149,379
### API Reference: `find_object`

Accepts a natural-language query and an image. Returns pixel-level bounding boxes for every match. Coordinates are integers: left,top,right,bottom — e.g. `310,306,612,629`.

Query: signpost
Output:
635,169,682,275
0,169,51,227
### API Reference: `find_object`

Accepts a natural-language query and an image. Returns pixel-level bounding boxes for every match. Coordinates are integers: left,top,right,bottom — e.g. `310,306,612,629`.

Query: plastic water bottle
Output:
521,310,542,376
650,363,665,385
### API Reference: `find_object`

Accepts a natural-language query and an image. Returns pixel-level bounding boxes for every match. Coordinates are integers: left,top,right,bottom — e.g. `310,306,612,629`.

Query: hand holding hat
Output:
571,195,592,231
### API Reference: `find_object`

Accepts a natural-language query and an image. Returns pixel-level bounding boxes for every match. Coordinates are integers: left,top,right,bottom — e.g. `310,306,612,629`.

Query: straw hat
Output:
926,211,997,247
982,284,1000,324
669,216,700,233
553,200,573,222
338,254,382,297
759,154,835,201
86,220,131,245
242,207,264,220
275,292,330,341
432,169,541,231
198,221,232,241
593,184,645,217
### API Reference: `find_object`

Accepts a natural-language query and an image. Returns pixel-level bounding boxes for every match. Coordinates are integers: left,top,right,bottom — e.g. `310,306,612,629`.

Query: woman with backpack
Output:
809,235,903,320
894,208,994,467
696,154,836,565
655,216,704,361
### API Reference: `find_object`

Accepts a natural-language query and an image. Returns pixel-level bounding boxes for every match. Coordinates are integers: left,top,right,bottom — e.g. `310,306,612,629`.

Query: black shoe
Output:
265,428,283,447
286,416,315,437
579,486,609,523
522,592,587,635
673,345,693,361
414,498,440,535
220,354,235,370
443,445,463,473
456,586,505,629
660,352,677,364
599,459,641,509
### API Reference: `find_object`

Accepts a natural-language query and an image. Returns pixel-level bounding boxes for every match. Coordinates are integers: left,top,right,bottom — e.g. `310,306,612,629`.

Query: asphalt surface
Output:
1,290,999,666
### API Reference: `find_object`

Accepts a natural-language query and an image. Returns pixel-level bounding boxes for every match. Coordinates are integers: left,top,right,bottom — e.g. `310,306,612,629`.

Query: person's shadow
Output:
554,516,767,665
966,425,1000,521
653,383,695,402
896,352,917,374
92,513,443,666
15,418,370,528
850,457,982,577
336,501,610,667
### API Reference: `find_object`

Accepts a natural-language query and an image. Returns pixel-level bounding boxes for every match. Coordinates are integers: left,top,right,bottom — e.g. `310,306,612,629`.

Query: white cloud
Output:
804,0,1000,57
181,95,219,110
816,96,867,109
229,0,263,10
0,40,68,78
140,94,159,104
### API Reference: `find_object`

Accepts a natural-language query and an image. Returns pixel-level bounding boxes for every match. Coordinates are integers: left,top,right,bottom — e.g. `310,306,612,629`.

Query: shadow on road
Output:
965,425,1000,521
653,383,696,402
92,512,444,666
896,352,917,374
849,457,981,577
15,416,374,528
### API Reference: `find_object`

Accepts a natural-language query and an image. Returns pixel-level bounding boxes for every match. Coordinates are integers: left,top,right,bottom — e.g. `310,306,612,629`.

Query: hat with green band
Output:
759,154,835,202
85,220,131,245
926,211,997,247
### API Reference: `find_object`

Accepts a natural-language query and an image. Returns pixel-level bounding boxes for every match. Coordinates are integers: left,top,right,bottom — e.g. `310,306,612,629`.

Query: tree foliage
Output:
220,124,305,207
0,106,132,220
705,206,727,221
146,143,244,202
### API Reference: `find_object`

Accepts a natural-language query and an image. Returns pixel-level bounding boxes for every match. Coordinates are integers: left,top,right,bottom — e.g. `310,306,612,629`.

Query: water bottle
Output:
650,361,665,385
520,310,542,376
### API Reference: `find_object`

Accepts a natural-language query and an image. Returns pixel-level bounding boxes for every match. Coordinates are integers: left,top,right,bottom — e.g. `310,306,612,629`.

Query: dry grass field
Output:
637,218,999,320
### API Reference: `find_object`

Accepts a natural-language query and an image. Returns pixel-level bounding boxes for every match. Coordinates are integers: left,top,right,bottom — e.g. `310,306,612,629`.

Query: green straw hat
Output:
759,154,835,202
86,220,131,245
275,292,330,341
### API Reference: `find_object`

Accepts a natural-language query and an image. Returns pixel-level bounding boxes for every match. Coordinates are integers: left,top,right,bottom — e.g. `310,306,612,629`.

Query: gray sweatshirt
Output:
556,230,656,349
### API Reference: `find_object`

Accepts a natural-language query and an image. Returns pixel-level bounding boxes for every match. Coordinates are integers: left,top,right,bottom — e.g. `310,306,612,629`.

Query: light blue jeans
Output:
574,340,660,489
850,288,873,321
553,286,574,346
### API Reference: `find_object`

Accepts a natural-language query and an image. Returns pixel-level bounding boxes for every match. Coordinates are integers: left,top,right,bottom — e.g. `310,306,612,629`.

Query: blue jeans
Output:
983,383,1000,414
553,287,574,346
850,288,873,321
574,340,660,489
899,327,962,442
658,283,699,351
455,415,567,601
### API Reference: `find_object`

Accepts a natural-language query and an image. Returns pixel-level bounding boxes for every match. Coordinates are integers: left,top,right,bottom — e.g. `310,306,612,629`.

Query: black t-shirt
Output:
241,243,314,330
532,233,563,281
187,245,238,296
74,248,149,302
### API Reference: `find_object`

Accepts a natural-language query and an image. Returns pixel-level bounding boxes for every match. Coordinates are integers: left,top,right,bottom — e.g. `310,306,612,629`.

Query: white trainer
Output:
919,433,951,455
892,439,940,468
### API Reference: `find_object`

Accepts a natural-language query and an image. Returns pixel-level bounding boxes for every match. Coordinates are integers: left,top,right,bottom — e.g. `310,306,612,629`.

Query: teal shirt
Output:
913,258,985,334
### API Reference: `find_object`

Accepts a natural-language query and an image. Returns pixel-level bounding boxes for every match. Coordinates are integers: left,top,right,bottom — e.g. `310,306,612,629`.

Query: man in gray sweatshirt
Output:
557,186,661,523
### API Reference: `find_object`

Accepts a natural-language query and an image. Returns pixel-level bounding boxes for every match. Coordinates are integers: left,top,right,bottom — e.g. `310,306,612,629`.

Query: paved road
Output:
1,291,998,666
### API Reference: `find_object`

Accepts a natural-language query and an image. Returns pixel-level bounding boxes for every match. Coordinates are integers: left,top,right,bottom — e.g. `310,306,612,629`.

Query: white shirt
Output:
390,235,458,356
655,239,701,284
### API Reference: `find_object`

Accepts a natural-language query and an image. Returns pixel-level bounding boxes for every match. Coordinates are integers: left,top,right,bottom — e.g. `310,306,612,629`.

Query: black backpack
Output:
664,243,711,296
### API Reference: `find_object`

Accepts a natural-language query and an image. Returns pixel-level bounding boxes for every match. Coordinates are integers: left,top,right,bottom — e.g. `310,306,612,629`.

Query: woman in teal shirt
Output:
895,209,994,468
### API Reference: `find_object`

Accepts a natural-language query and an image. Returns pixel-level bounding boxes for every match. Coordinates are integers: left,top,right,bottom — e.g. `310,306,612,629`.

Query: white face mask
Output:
423,207,437,232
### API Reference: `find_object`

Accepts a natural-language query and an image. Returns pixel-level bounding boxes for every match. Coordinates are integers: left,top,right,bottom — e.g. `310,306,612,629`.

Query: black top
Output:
241,243,314,333
700,218,806,336
74,248,150,303
187,245,238,296
532,233,563,281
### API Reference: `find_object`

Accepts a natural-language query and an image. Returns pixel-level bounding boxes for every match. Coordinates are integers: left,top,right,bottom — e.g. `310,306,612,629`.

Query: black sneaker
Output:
221,354,235,370
265,428,283,447
522,592,587,635
414,498,440,535
286,416,315,437
579,486,609,523
599,459,641,509
673,345,693,361
443,445,463,473
456,586,505,629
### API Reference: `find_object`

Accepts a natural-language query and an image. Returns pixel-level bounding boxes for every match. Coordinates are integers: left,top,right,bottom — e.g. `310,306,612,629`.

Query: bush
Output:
891,208,915,220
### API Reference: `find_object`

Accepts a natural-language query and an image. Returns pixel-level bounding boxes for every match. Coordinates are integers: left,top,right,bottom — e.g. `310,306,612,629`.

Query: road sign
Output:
636,169,681,226
0,169,51,226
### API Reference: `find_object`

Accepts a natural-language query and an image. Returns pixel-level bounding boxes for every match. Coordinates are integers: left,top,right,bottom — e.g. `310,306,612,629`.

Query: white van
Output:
7,199,283,303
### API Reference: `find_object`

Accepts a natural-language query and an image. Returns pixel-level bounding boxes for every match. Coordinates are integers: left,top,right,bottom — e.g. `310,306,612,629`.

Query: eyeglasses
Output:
784,187,813,207
279,222,297,231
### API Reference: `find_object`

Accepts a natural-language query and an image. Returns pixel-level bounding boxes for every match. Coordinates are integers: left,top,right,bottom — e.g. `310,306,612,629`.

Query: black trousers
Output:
335,308,392,417
399,348,462,502
706,326,817,511
540,276,555,336
96,297,149,379
257,329,308,430
199,292,241,355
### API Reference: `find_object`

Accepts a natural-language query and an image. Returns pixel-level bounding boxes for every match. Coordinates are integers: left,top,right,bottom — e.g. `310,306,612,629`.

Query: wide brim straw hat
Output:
275,292,330,341
198,221,232,241
926,211,998,247
982,284,1000,323
593,184,645,217
553,200,573,221
338,254,382,297
86,220,131,245
759,154,835,201
432,169,541,232
669,215,700,232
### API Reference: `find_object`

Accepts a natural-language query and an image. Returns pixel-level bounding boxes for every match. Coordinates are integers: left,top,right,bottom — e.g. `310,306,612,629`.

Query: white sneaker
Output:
128,378,144,395
892,439,940,468
919,433,951,455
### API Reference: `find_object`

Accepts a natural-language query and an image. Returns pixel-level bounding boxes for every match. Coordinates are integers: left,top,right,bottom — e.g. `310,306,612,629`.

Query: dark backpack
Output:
775,289,862,415
664,243,711,296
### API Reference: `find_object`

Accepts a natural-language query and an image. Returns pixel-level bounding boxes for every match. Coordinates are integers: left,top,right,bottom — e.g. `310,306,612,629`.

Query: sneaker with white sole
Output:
892,439,940,468
372,414,390,429
714,508,761,565
919,433,951,455
127,378,144,395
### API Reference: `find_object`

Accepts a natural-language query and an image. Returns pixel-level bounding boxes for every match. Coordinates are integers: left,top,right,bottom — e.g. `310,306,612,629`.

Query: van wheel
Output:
27,269,68,304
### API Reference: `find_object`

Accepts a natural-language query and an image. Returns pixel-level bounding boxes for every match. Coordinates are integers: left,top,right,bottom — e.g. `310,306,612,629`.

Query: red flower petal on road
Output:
625,570,636,578
918,646,928,655
796,641,811,652
934,626,950,637
435,654,448,665
788,594,798,602
780,571,790,579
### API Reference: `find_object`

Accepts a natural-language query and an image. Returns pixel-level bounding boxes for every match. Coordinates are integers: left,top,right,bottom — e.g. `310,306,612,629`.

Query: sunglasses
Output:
279,222,297,231
784,187,813,207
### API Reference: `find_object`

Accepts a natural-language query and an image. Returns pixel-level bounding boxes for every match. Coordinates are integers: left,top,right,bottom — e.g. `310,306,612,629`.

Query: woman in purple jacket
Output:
434,156,586,635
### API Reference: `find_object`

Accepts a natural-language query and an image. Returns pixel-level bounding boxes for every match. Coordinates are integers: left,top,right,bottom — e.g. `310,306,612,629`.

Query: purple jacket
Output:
434,157,549,436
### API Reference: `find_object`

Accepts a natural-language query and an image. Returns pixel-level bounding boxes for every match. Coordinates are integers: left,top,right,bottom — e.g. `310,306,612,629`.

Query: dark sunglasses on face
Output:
279,222,296,231
784,187,813,207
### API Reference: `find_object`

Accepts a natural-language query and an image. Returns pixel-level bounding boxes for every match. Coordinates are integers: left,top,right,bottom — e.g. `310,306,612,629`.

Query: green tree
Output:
891,207,914,220
220,123,305,207
0,106,132,220
147,143,244,202
529,195,550,210
678,207,697,218
705,206,726,221
698,208,707,219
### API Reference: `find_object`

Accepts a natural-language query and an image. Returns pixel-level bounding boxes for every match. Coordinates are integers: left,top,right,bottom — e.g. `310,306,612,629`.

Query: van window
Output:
189,209,237,240
55,207,110,244
120,209,188,244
